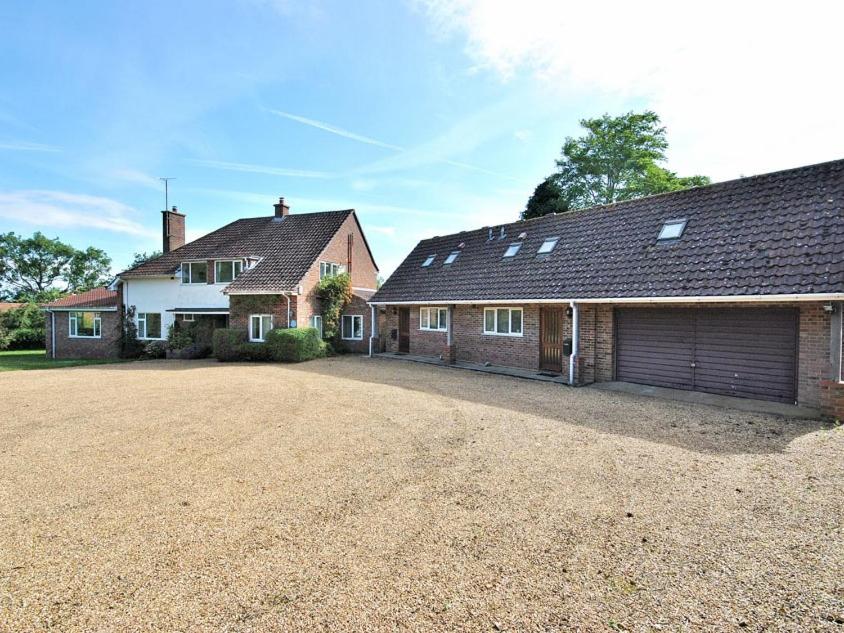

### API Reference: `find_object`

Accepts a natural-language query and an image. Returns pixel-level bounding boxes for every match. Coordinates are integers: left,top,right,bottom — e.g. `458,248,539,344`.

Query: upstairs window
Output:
443,251,460,265
420,307,448,331
537,237,559,254
181,261,208,284
503,242,522,258
214,260,243,283
657,219,687,241
320,262,342,279
421,254,436,267
69,312,101,338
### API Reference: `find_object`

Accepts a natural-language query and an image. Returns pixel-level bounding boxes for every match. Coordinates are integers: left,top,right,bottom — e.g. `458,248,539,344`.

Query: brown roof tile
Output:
371,159,844,303
44,287,118,309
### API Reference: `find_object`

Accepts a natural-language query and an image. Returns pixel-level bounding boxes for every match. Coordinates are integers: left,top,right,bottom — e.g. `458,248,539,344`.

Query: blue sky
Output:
1,1,841,278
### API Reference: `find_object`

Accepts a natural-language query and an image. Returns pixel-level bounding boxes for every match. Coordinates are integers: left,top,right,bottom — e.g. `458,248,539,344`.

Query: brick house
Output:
43,287,121,359
45,197,379,358
369,159,844,418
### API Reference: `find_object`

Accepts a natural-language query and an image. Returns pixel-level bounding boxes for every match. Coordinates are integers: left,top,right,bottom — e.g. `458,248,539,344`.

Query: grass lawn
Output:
0,349,125,371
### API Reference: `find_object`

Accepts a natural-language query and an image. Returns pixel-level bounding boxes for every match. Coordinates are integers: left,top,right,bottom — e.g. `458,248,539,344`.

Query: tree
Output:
129,250,162,268
0,302,45,350
0,232,111,301
522,176,569,220
521,111,710,219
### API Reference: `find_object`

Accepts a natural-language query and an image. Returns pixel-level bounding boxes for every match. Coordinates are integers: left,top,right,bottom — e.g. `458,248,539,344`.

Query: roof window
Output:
421,254,436,267
657,219,687,241
444,250,460,265
503,242,522,258
537,237,559,254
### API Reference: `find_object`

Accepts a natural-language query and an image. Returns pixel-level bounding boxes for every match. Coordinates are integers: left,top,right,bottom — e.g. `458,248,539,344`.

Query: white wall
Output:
123,277,230,339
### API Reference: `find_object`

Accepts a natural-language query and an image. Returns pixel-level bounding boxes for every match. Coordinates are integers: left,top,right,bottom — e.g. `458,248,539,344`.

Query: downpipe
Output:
568,301,579,386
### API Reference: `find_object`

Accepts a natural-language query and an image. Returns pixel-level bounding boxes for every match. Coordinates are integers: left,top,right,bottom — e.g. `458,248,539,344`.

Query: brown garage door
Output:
615,307,798,403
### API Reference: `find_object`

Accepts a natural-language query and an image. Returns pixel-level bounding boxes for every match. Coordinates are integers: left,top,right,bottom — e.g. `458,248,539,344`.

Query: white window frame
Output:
419,307,448,332
319,262,341,279
182,313,195,322
309,315,323,338
181,261,208,284
69,311,102,338
214,260,243,284
537,237,559,254
249,314,273,342
137,312,163,340
341,314,364,340
483,307,523,337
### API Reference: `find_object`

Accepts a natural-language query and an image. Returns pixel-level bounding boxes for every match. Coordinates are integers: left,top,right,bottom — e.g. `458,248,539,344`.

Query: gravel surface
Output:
1,356,842,632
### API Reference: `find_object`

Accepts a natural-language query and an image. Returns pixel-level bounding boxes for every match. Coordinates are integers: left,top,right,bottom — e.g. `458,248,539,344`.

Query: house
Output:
368,159,844,418
44,197,379,358
43,287,121,359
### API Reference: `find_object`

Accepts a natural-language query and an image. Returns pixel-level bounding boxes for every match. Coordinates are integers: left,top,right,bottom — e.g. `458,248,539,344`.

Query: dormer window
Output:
214,260,243,283
421,254,436,267
443,251,460,265
657,219,687,241
537,237,559,254
503,242,521,258
181,261,208,284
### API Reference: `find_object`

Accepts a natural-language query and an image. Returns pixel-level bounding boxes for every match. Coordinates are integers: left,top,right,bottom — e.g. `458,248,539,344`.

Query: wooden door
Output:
398,308,410,353
539,307,564,372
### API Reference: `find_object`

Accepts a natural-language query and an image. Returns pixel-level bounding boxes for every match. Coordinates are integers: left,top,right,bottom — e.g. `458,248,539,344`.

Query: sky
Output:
0,0,842,278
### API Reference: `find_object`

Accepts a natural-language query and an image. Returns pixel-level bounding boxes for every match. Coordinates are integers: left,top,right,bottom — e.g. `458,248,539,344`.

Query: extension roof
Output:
44,287,118,310
371,159,844,303
120,210,376,294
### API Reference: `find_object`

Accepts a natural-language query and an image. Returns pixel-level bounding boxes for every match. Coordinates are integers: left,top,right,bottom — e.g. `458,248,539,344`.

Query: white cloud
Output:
0,141,60,152
189,159,333,179
415,0,844,180
0,190,156,237
108,168,162,190
368,225,397,236
269,109,404,151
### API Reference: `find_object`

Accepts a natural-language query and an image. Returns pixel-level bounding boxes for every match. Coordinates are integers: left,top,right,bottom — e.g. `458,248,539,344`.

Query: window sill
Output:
482,331,524,337
69,335,102,339
419,328,448,332
342,337,364,341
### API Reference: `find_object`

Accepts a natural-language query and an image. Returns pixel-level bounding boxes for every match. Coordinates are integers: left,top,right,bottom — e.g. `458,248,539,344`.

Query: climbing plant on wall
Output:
316,273,352,342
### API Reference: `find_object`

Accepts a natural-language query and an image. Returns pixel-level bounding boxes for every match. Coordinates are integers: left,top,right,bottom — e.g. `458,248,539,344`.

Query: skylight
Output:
503,242,522,258
658,219,687,241
537,237,559,254
421,254,436,267
444,250,460,265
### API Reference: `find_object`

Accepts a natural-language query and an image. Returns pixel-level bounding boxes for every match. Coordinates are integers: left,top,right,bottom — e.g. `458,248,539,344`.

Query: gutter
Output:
368,292,844,306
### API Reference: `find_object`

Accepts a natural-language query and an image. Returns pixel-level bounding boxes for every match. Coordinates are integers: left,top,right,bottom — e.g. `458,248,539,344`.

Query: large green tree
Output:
522,111,710,219
0,232,112,301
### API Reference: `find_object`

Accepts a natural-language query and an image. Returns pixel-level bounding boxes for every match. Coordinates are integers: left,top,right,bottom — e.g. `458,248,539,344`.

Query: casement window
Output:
341,315,363,340
537,237,559,254
182,314,195,322
310,315,323,338
420,307,448,331
249,314,273,342
483,307,523,336
503,242,522,258
69,312,101,338
320,262,343,279
443,250,460,265
137,312,163,339
214,260,243,283
181,261,208,284
421,254,436,267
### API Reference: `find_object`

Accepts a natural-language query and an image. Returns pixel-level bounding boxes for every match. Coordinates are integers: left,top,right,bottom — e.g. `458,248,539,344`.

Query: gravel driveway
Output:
1,356,841,632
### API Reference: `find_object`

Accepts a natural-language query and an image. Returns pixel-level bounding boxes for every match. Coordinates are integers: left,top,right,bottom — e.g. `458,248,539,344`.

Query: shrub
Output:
0,303,45,350
213,328,248,361
141,340,167,359
120,306,144,359
316,273,352,343
239,342,272,362
167,323,194,351
266,327,325,362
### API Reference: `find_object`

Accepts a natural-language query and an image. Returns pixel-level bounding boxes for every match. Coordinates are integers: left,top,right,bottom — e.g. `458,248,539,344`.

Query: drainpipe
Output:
369,305,377,357
568,301,579,386
283,292,292,328
50,310,56,359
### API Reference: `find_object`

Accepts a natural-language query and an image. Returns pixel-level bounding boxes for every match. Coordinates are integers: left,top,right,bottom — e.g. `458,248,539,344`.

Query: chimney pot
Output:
274,196,290,217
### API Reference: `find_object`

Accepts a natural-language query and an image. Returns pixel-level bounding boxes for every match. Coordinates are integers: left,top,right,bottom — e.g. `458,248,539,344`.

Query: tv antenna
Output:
160,177,176,210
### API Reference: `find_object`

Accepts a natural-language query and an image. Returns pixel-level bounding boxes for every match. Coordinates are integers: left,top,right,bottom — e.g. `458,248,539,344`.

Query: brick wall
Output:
819,380,844,419
229,295,297,332
45,310,121,359
339,294,371,354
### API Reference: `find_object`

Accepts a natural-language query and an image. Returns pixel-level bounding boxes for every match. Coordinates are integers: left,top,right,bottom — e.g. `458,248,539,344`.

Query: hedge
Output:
212,328,249,361
265,327,325,362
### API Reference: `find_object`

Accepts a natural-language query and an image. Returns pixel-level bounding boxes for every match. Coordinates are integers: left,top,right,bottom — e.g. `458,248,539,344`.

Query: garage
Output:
615,307,798,403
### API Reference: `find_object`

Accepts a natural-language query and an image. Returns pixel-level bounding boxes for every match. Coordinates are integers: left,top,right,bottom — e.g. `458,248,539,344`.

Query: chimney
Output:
274,196,290,217
162,206,185,253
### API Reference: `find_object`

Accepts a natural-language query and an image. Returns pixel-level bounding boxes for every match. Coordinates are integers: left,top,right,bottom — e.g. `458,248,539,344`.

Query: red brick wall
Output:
819,380,844,419
339,294,371,354
45,310,121,359
229,295,298,332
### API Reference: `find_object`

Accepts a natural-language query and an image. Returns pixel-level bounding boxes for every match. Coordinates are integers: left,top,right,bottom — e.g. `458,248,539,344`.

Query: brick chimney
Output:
274,196,290,217
161,206,185,253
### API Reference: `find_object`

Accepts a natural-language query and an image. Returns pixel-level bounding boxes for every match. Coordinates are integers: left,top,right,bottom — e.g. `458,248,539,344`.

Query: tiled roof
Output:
120,210,355,293
0,302,26,312
371,159,844,303
44,287,118,309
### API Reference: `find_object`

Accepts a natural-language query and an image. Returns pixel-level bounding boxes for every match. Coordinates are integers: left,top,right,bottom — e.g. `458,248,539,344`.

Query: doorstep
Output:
372,352,568,384
592,381,820,419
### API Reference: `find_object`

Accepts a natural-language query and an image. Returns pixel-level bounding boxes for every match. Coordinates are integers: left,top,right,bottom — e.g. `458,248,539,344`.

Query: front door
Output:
398,308,410,353
540,307,564,372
